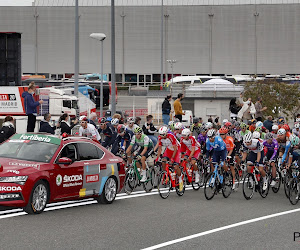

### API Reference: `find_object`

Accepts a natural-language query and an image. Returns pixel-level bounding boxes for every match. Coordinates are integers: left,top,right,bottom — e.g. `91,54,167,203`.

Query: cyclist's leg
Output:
247,152,255,173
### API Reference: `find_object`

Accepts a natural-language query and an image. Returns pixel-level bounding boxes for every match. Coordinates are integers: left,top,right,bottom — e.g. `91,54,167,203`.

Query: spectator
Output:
237,94,256,122
22,82,43,132
229,98,242,120
135,117,142,126
173,93,185,122
162,95,172,125
113,113,123,124
263,116,273,132
59,113,78,135
0,116,15,143
88,112,97,128
39,113,59,134
142,115,158,146
255,97,267,121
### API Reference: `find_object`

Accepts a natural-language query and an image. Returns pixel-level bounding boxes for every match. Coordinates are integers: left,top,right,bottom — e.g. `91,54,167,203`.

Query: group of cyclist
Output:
77,112,300,196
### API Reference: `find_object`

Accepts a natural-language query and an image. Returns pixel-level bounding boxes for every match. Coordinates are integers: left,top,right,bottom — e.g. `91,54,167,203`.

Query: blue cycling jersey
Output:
206,136,226,151
281,141,291,163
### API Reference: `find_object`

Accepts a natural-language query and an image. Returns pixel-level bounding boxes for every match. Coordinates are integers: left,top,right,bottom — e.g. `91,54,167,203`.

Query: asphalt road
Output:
0,184,300,250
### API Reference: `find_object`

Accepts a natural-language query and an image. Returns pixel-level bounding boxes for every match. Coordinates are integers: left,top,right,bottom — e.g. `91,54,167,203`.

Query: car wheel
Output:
23,180,48,215
97,177,117,204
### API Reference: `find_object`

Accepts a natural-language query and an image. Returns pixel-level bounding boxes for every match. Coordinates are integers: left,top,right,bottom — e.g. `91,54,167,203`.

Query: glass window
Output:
115,74,122,83
96,147,105,159
152,74,160,82
0,141,59,163
146,75,151,82
63,100,72,109
125,74,137,83
139,75,144,82
77,143,99,161
194,80,200,84
60,144,77,162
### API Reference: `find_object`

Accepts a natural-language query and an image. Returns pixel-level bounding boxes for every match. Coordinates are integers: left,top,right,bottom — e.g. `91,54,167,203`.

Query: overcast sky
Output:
0,0,34,6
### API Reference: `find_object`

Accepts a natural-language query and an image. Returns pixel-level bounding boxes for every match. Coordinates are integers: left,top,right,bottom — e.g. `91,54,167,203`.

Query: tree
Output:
243,79,300,120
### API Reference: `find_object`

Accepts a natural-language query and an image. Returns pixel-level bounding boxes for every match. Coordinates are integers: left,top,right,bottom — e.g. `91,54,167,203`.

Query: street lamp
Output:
167,59,177,85
90,33,106,117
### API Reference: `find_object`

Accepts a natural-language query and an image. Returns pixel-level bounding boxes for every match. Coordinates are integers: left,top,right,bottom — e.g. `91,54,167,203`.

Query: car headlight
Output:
0,176,28,185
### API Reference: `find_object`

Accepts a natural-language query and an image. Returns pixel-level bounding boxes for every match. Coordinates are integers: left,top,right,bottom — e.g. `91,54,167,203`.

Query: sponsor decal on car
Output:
59,175,83,188
109,159,119,162
11,134,62,145
7,170,20,175
0,186,22,192
9,162,40,170
86,174,99,183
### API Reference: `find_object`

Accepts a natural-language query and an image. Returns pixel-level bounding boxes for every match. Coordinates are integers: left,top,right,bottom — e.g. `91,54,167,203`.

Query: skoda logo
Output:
56,174,62,186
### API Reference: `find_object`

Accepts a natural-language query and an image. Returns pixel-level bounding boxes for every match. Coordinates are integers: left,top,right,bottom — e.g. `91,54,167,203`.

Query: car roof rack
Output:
62,136,93,141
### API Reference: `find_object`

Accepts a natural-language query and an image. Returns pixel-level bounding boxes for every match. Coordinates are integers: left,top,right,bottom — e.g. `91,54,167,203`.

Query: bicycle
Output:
264,159,281,193
181,157,203,190
124,156,155,194
242,165,270,200
204,162,233,200
157,161,186,199
288,163,300,205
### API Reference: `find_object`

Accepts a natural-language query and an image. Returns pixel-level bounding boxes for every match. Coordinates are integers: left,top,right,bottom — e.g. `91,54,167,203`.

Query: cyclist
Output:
168,121,175,132
231,121,242,167
126,117,139,132
219,127,237,189
206,129,227,167
263,132,279,186
111,118,119,131
271,124,279,138
252,130,261,140
174,122,184,141
79,116,101,141
288,134,300,168
292,123,300,136
111,124,134,155
277,128,291,167
155,126,183,191
126,127,154,182
239,122,250,139
98,117,117,148
191,117,202,137
180,128,201,183
241,132,268,190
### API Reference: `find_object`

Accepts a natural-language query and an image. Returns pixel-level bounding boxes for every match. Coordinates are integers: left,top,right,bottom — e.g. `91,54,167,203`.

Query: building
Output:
1,0,300,84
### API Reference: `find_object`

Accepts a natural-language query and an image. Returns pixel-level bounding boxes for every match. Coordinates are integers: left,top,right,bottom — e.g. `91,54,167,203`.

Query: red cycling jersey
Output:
223,135,235,152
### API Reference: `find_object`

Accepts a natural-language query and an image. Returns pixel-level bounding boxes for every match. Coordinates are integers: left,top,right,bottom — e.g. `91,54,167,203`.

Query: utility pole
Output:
74,0,79,102
160,0,164,90
111,0,116,114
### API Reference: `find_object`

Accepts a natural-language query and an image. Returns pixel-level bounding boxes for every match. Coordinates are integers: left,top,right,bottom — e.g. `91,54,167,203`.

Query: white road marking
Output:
142,207,300,250
0,186,195,220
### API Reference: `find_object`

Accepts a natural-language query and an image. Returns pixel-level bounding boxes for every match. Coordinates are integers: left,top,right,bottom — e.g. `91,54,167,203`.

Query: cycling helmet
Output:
174,122,183,130
225,122,232,128
159,126,168,136
182,128,191,137
205,122,213,129
252,131,261,139
207,129,216,138
234,121,241,128
290,134,300,146
219,127,228,134
117,124,126,134
193,117,199,124
133,126,143,134
174,118,180,122
255,127,262,132
256,121,263,128
243,132,252,143
199,126,206,133
265,132,274,140
277,128,286,135
282,124,290,131
250,119,257,124
295,123,300,129
222,119,228,125
272,124,279,131
278,117,285,124
296,118,300,123
127,117,135,123
106,116,112,122
79,115,87,121
111,118,119,126
240,122,247,129
168,121,175,130
98,117,106,124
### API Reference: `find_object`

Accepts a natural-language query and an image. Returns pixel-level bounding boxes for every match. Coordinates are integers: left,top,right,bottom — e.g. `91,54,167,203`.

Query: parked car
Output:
0,133,125,214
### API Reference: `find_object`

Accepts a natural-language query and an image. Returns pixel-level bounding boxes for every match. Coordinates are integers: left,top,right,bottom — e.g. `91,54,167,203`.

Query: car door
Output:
53,143,84,200
76,142,107,198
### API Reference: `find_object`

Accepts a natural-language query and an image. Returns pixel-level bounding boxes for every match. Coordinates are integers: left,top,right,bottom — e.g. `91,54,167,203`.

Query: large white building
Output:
1,0,300,83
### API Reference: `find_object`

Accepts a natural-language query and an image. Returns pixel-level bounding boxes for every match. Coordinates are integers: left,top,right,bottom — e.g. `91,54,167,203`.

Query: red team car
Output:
0,133,125,214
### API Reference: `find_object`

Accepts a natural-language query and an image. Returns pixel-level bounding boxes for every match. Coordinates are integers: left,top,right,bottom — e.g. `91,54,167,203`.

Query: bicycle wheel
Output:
204,172,217,200
234,167,240,190
284,173,292,198
243,173,255,200
271,170,281,193
124,171,137,195
143,168,155,193
192,171,201,190
153,164,161,188
176,173,186,196
198,166,205,187
222,172,233,198
158,171,171,199
288,178,300,205
259,176,270,198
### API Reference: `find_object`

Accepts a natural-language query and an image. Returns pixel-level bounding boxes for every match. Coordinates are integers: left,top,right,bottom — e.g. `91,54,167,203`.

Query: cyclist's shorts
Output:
265,150,277,161
212,149,227,163
185,149,201,160
228,154,234,165
163,148,181,164
247,151,264,166
132,144,154,158
234,141,241,155
278,145,285,154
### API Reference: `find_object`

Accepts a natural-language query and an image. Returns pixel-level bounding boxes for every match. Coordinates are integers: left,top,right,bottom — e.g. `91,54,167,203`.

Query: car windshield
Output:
0,140,59,163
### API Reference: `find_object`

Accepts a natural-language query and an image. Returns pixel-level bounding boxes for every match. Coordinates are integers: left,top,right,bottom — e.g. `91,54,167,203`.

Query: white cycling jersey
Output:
79,123,101,141
243,139,263,153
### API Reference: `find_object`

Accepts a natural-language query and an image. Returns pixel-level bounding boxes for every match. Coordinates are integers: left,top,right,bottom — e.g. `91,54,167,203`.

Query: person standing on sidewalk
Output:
173,93,185,122
162,95,172,125
22,82,43,132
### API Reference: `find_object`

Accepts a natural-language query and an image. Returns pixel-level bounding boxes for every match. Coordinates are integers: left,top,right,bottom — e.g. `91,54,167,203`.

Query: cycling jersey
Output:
158,132,180,151
130,134,153,148
292,128,300,136
126,124,139,132
79,123,101,141
206,136,226,152
239,129,250,138
174,130,182,141
263,139,279,161
223,135,235,152
111,130,134,155
180,136,201,159
243,139,264,153
98,123,117,148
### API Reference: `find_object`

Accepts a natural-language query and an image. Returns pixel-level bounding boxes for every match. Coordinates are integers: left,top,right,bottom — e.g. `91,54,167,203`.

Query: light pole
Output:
90,33,106,117
167,59,177,85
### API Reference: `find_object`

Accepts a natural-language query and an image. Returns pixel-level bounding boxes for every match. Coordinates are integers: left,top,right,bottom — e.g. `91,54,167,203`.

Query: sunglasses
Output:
100,123,105,126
